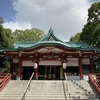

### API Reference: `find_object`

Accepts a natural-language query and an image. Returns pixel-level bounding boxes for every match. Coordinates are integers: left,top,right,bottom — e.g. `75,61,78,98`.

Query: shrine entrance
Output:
22,67,34,80
38,66,61,80
65,66,79,76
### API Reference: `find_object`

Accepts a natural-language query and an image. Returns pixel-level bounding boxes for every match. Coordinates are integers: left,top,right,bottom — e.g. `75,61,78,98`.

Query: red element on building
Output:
79,57,83,79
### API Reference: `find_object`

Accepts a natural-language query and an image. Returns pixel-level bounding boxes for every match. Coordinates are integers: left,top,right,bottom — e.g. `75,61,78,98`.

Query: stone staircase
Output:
66,80,100,100
0,80,100,100
0,80,65,100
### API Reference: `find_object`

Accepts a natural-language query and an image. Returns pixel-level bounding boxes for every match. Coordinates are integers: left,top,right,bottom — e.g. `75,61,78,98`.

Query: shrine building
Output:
0,29,100,80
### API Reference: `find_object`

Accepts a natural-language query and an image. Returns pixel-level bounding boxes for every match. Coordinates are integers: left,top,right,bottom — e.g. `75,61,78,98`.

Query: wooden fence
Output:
0,73,11,91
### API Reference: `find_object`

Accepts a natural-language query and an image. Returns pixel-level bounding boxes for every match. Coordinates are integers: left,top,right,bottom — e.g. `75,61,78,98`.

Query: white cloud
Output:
3,0,93,41
3,21,32,32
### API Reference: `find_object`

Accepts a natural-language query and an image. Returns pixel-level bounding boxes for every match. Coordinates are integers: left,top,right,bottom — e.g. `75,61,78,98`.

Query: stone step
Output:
0,91,64,94
0,80,100,100
0,95,65,100
0,95,99,100
0,93,65,95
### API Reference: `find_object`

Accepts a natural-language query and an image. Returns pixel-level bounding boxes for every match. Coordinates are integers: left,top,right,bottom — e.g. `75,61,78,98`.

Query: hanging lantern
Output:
63,63,67,69
34,63,37,69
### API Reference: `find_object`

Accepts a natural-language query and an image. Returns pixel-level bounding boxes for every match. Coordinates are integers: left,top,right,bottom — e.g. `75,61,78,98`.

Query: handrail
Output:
64,73,69,91
0,73,11,91
91,73,100,75
21,72,34,100
62,80,67,100
64,73,70,100
89,74,100,95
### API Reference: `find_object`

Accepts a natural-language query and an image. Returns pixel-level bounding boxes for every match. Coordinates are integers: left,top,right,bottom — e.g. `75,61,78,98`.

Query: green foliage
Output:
0,17,11,48
87,2,100,23
0,57,10,73
0,17,45,72
12,28,45,43
94,57,100,73
70,32,81,42
94,66,100,73
80,2,100,48
3,28,13,47
0,26,13,48
0,17,45,48
0,17,11,71
0,17,3,24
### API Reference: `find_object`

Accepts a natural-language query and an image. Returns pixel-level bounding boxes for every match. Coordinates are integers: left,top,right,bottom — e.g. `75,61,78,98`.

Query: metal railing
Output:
64,73,70,100
64,73,97,99
21,72,34,100
72,80,95,100
62,80,67,100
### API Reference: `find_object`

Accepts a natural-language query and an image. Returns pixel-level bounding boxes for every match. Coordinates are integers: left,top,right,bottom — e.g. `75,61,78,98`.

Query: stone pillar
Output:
60,67,63,80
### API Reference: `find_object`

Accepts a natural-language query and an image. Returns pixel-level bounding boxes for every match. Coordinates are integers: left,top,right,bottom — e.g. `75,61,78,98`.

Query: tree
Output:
0,17,3,24
0,17,11,72
80,2,100,48
12,28,45,43
70,32,81,42
2,28,14,48
0,17,10,48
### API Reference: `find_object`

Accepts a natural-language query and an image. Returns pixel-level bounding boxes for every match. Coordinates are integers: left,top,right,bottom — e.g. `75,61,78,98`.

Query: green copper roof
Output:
40,28,63,42
14,42,36,48
18,41,80,50
0,29,100,52
15,42,87,49
13,29,98,51
0,49,3,53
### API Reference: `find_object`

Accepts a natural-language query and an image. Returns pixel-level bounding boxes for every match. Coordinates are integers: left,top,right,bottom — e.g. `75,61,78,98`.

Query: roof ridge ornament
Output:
48,28,54,35
40,28,63,42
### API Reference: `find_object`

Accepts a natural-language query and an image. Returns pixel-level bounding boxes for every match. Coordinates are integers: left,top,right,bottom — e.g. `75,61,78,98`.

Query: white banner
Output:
13,59,19,63
22,61,34,66
82,58,90,65
66,58,78,66
39,60,61,65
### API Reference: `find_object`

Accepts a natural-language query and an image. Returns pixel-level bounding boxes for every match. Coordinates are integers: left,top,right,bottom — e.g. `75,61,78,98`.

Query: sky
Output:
0,0,99,41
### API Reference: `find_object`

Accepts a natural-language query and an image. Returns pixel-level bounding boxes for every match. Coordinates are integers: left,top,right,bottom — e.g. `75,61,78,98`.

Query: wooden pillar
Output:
90,58,93,73
17,59,22,80
10,59,13,74
17,67,21,79
79,57,83,79
35,67,38,80
34,62,38,80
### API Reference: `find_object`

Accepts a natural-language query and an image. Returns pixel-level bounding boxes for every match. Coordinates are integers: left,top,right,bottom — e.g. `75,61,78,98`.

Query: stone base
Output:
17,77,21,80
